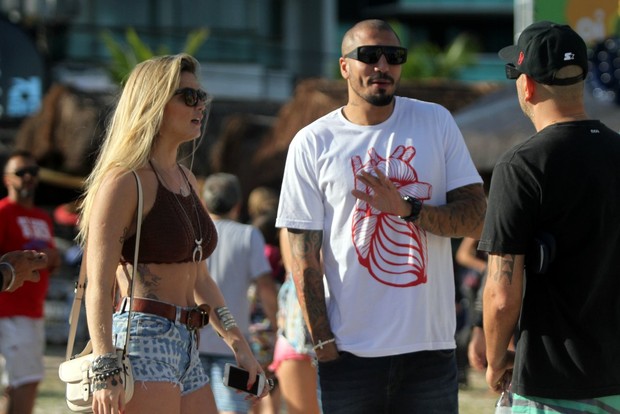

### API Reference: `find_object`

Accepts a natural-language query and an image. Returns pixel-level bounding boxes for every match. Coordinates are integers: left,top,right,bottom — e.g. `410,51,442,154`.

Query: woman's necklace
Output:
152,162,203,262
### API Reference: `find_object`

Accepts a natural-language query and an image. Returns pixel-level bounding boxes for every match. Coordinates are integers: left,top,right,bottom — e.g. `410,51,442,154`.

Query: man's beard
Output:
354,73,397,107
366,92,394,107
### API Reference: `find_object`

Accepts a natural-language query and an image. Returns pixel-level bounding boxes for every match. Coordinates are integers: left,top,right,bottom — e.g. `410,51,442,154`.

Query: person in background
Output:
246,187,284,414
454,236,488,378
276,19,486,413
78,54,265,414
247,186,279,224
247,186,284,285
0,150,60,414
455,237,487,288
269,228,321,414
199,173,278,414
0,250,48,293
480,21,620,412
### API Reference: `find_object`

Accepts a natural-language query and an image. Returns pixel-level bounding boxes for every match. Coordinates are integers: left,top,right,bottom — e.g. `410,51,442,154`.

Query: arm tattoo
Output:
288,229,332,341
490,254,516,285
419,183,486,238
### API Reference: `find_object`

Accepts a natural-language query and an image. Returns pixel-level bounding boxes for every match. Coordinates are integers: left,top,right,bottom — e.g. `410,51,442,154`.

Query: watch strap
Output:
399,195,422,222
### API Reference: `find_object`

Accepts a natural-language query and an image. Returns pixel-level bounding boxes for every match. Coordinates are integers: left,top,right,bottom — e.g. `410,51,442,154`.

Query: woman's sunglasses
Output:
344,45,408,65
174,87,211,107
9,166,40,178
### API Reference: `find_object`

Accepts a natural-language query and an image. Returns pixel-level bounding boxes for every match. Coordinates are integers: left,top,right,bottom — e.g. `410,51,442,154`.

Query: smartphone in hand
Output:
222,363,265,396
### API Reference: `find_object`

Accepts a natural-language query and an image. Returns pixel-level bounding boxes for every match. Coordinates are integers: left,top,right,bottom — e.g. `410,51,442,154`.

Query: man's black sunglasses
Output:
174,87,211,107
344,45,408,65
10,166,40,178
505,64,522,80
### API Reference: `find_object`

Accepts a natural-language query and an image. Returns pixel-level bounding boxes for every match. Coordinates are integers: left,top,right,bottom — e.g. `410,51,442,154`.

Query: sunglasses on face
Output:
10,166,39,178
174,87,211,107
344,45,408,65
505,64,522,80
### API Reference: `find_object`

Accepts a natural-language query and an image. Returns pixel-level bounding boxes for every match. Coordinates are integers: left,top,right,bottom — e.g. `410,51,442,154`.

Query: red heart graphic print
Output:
351,145,432,287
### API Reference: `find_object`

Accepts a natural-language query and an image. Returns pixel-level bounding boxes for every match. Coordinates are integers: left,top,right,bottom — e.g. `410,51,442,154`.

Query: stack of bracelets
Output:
215,306,238,331
92,352,123,391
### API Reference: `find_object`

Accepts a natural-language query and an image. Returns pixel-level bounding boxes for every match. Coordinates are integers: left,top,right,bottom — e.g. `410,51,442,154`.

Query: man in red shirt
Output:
0,150,60,414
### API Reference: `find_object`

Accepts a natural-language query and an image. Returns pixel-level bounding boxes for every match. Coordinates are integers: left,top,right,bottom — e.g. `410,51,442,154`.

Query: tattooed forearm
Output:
289,229,322,261
300,266,332,339
287,229,332,340
418,183,486,238
490,254,516,285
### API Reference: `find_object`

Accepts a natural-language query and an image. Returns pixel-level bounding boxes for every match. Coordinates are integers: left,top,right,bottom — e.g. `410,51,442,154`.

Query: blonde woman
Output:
78,54,265,414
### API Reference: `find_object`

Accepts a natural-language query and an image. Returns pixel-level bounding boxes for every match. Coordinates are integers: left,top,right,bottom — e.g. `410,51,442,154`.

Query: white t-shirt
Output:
276,96,482,357
199,219,272,356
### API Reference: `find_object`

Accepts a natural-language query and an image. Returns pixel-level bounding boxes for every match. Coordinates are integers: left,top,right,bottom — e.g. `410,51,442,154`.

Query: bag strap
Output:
125,170,143,355
65,255,87,360
64,170,144,361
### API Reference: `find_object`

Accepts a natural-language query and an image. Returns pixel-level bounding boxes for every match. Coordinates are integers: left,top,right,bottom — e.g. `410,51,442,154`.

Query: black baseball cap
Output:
499,21,588,85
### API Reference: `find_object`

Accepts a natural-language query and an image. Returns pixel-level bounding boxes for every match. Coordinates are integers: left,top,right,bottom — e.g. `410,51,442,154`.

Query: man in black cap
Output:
479,21,620,411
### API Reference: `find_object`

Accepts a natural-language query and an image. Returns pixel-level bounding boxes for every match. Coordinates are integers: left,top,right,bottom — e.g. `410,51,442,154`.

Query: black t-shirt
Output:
479,120,620,399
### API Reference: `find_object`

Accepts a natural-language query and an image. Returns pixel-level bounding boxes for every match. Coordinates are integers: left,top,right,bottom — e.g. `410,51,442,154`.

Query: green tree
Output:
101,27,210,84
401,33,479,80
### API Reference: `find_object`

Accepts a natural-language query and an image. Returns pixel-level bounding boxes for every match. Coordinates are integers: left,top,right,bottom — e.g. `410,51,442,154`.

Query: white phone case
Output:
222,363,265,396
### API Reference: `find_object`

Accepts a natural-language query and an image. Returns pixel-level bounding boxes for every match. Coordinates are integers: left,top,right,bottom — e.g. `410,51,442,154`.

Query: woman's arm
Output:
85,170,138,356
194,264,265,394
84,169,139,412
455,237,487,273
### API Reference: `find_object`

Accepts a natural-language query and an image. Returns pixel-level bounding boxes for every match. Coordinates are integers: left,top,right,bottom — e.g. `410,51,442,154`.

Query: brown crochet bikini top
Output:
121,166,217,264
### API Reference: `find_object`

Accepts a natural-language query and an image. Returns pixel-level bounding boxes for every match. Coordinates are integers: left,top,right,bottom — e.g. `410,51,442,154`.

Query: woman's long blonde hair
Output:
77,53,200,245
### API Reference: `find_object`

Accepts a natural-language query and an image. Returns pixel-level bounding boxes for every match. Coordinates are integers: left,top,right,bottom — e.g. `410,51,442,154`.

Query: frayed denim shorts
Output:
112,310,209,395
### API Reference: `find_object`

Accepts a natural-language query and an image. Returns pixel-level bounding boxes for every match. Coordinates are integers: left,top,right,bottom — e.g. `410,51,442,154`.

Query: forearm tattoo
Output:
419,183,486,238
288,230,332,340
491,254,516,285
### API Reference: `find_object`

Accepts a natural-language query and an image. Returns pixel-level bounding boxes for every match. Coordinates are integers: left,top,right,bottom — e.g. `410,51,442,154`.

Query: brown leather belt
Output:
117,297,210,330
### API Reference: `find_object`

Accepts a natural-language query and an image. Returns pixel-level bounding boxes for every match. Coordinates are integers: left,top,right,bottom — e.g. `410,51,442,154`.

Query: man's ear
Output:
523,74,537,103
339,57,349,79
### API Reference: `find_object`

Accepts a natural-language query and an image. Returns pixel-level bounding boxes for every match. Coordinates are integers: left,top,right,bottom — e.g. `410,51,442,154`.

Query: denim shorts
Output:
112,310,209,395
318,349,458,414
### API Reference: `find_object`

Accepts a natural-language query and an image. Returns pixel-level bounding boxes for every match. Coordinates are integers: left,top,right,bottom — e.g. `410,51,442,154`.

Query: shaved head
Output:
341,19,401,55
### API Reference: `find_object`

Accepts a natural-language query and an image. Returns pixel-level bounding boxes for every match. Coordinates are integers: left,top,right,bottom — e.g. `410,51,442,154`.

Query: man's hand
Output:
486,351,514,393
314,341,340,363
351,167,409,217
1,250,48,292
467,326,487,371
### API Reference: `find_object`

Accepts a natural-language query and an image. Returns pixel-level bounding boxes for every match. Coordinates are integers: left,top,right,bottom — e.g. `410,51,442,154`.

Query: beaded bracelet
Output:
93,368,124,391
94,367,122,383
0,262,16,292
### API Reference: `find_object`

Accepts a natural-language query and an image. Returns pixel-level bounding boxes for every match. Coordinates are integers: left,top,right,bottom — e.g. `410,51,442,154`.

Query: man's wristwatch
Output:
399,195,422,222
